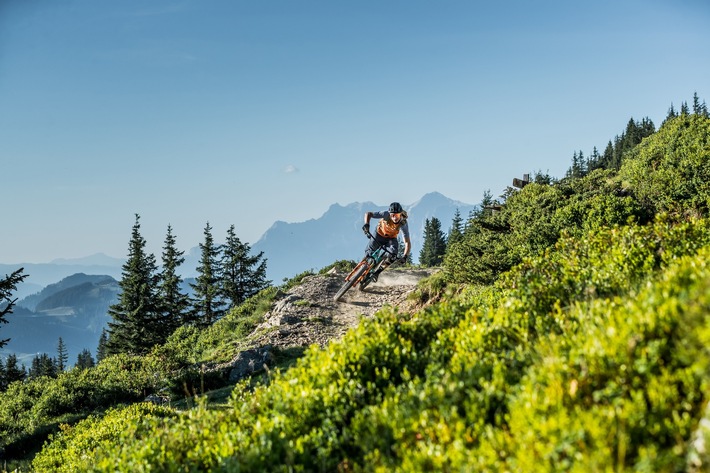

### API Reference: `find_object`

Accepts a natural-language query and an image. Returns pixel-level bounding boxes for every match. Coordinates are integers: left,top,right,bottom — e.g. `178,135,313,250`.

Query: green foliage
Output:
31,403,176,473
319,259,358,274
445,114,710,286
619,114,710,218
409,270,450,306
32,215,710,472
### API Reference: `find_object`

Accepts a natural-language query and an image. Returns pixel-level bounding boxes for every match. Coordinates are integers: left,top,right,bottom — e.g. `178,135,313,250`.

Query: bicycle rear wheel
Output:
333,263,369,302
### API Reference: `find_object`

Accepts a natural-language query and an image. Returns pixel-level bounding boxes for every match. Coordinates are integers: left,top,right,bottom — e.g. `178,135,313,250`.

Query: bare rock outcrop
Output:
215,268,435,381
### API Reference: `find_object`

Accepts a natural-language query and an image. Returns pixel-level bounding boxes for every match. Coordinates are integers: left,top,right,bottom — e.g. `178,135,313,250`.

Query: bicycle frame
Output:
333,231,398,302
346,232,395,285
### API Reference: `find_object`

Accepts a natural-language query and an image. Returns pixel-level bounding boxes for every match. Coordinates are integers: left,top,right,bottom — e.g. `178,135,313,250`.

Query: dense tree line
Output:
0,337,96,391
566,92,709,179
106,215,270,356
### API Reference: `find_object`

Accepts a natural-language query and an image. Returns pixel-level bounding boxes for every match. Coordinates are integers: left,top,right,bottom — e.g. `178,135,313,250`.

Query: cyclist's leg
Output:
375,238,398,276
364,233,387,260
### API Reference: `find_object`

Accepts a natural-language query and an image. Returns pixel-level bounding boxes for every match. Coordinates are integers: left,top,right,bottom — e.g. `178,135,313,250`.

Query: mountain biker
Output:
361,202,411,281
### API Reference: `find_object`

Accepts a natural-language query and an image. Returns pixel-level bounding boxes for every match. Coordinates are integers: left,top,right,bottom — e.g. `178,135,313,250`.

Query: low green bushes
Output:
32,218,710,472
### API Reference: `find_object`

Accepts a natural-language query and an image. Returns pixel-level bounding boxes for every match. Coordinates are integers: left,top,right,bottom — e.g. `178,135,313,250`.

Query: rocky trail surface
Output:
216,268,436,381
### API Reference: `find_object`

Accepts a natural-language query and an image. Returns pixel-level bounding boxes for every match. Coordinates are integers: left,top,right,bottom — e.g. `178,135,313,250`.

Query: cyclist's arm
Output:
364,211,386,226
401,223,411,257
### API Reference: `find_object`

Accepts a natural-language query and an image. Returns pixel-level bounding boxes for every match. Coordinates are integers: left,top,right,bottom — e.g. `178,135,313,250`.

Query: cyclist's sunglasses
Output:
391,212,402,219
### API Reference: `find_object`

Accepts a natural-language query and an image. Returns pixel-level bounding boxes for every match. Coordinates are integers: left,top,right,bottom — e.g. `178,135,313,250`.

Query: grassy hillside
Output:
2,112,709,471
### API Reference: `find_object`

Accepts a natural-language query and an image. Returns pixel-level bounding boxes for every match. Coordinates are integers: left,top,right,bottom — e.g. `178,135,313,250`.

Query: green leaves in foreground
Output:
33,219,710,472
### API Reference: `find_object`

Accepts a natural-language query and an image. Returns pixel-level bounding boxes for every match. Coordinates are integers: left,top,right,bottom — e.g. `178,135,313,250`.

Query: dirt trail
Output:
213,268,436,381
252,268,435,349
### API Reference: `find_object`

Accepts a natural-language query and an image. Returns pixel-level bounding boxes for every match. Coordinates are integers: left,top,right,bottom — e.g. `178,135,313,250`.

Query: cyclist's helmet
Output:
389,202,403,214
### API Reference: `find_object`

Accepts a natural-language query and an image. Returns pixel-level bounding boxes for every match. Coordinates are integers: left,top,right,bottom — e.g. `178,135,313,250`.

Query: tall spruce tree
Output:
447,209,464,248
220,224,270,308
106,214,161,355
191,222,225,326
693,92,701,114
1,268,27,348
158,224,192,332
419,217,447,267
56,337,68,372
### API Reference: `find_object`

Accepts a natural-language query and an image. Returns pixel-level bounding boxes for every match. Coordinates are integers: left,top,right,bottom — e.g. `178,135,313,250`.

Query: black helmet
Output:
389,202,403,213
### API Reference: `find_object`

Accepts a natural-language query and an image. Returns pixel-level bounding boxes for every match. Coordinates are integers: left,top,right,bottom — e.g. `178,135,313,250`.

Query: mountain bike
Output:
333,231,398,302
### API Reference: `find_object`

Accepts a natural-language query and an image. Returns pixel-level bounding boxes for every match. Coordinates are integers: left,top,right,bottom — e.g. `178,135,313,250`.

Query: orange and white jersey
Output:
372,210,410,240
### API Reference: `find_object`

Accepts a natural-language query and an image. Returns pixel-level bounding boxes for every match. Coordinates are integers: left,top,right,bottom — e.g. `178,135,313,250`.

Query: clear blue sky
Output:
1,0,708,264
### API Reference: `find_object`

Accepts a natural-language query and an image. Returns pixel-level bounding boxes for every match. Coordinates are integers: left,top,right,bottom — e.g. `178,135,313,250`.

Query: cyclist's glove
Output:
362,224,370,235
398,256,408,265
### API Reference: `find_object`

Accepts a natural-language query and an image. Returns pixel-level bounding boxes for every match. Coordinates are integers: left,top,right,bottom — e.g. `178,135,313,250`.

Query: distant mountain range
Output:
251,191,477,282
1,274,120,365
0,191,475,364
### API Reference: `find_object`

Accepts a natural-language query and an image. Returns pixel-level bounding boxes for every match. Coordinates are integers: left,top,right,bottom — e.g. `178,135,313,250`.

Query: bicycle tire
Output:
359,260,385,292
333,264,369,302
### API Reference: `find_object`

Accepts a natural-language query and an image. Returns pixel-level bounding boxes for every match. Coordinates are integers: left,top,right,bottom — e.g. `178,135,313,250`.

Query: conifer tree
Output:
447,209,464,248
467,190,495,227
693,92,701,115
106,214,161,355
96,329,108,363
158,224,192,332
191,222,225,326
419,217,447,267
0,357,6,391
76,349,95,370
220,224,270,309
57,337,68,372
1,268,27,348
4,353,25,384
602,141,614,169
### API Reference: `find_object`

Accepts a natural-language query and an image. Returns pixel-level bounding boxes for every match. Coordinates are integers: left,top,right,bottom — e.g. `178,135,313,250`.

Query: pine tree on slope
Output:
191,222,225,326
158,224,192,332
447,208,464,248
106,214,162,355
419,217,447,267
57,337,68,372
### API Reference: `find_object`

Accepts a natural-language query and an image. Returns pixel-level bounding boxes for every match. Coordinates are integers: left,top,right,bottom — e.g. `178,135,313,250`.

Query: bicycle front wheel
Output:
333,263,369,302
